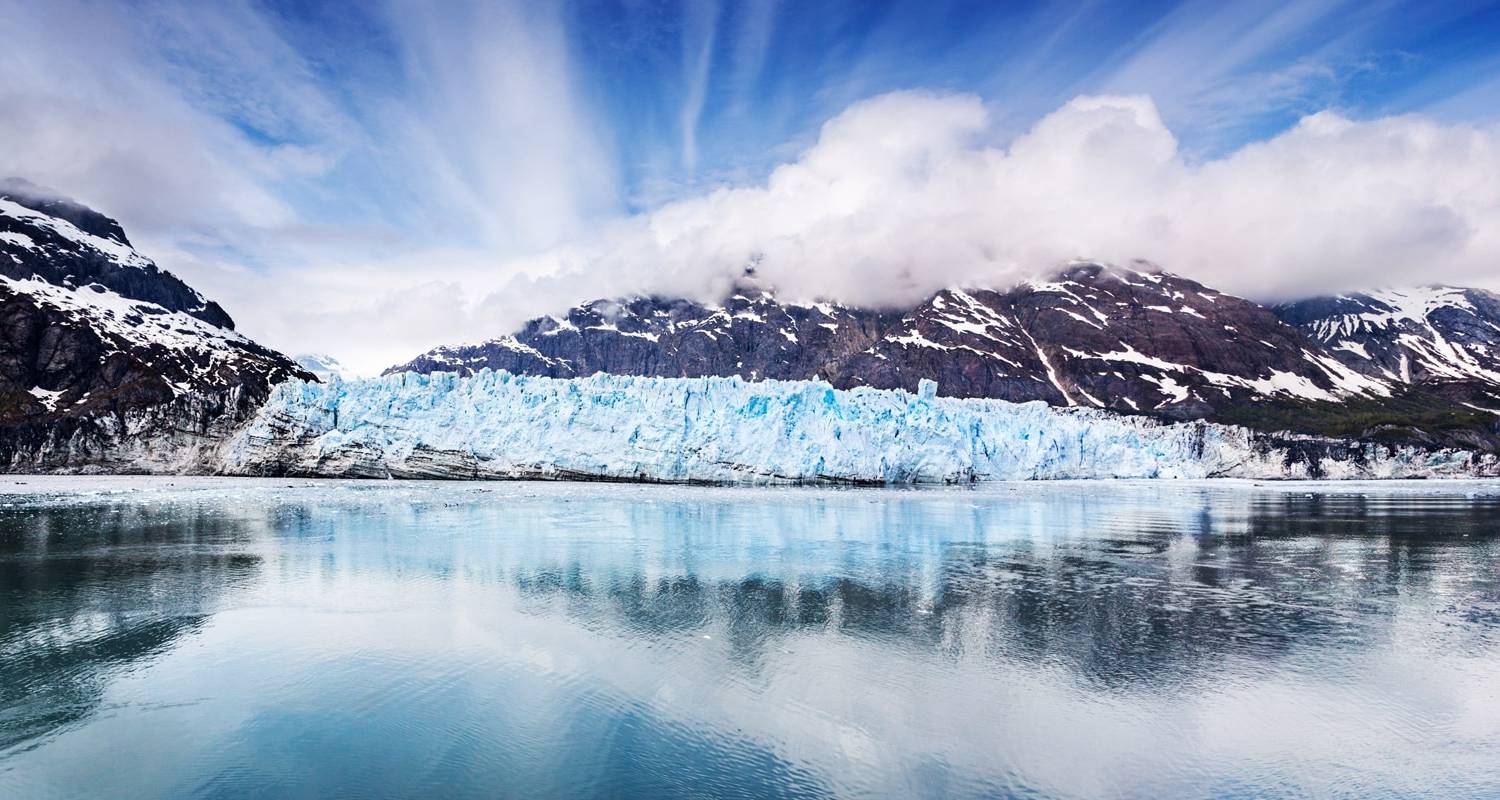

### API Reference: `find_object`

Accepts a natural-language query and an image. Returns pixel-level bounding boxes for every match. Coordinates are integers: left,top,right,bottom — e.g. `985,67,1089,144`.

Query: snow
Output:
1,275,251,393
1139,374,1191,406
0,198,149,269
0,231,37,250
1238,370,1337,403
616,330,661,342
1021,281,1110,326
1305,353,1392,397
1018,328,1074,406
1056,308,1105,328
1304,286,1500,387
1333,341,1370,359
27,386,63,410
220,371,1495,484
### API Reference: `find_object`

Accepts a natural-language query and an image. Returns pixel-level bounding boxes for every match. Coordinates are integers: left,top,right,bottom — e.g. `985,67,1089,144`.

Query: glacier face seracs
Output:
218,370,1499,484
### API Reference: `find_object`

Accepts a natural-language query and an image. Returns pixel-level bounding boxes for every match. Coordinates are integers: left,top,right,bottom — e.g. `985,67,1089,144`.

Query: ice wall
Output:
217,370,1498,483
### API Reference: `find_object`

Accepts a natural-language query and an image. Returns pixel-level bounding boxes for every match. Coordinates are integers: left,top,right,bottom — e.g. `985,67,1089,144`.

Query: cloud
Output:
381,0,620,251
678,0,719,172
470,90,1498,325
0,1,307,237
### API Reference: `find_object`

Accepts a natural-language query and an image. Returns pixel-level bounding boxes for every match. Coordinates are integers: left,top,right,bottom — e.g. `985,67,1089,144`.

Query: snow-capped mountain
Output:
294,353,359,383
0,179,310,469
391,263,1391,418
388,262,1500,450
1275,287,1500,392
0,175,1493,475
388,284,898,383
825,262,1389,417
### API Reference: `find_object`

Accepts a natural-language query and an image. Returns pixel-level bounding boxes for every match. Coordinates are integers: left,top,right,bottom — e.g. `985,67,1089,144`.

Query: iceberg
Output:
216,370,1498,483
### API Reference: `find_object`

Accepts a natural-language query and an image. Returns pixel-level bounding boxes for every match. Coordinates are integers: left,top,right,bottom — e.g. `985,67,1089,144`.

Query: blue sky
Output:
212,0,1500,230
3,0,1500,370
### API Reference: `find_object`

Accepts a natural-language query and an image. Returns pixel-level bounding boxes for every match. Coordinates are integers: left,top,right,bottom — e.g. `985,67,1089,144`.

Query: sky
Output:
2,0,1500,374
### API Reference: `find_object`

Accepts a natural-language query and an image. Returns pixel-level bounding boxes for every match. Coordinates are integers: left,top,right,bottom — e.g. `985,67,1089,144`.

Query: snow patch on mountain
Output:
1,275,260,397
0,198,148,269
293,353,360,383
1278,286,1500,388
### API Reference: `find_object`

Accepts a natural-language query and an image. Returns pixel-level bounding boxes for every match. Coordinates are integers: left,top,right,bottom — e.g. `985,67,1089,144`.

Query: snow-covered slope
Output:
219,371,1497,483
388,284,895,383
0,180,309,470
1276,287,1500,389
827,262,1391,416
0,178,233,327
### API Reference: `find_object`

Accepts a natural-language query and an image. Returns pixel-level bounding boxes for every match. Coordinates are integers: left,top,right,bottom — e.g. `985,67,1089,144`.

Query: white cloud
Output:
138,89,1500,375
479,90,1499,318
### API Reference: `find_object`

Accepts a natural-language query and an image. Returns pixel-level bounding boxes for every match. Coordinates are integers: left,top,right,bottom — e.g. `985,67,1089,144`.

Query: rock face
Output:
1,179,233,327
0,180,311,471
825,263,1388,418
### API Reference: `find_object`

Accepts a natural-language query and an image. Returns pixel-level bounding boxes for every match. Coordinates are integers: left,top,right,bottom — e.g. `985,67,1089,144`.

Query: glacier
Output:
215,370,1499,484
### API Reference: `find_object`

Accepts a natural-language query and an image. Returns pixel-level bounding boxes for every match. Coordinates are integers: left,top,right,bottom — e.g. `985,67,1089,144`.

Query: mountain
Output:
1275,286,1500,399
0,179,311,470
822,263,1389,417
294,353,359,383
389,287,898,383
389,263,1500,450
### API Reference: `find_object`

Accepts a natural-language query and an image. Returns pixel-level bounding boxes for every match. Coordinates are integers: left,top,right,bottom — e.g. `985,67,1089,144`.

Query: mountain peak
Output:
0,179,233,329
0,178,130,246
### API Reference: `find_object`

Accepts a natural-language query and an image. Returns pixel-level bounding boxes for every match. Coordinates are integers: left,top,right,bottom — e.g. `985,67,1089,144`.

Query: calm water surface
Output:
1,477,1498,799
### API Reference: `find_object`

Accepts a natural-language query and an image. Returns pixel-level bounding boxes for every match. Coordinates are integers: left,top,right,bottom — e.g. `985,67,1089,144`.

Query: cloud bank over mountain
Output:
491,90,1500,318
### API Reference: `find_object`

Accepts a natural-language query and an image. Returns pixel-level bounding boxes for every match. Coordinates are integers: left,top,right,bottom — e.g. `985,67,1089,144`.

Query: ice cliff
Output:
216,370,1499,483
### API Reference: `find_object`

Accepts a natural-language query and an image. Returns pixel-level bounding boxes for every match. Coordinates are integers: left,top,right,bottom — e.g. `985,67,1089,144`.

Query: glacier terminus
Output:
218,370,1499,484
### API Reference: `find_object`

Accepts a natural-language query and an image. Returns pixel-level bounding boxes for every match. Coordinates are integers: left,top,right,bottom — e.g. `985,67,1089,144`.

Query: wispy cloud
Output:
381,0,620,251
678,0,718,172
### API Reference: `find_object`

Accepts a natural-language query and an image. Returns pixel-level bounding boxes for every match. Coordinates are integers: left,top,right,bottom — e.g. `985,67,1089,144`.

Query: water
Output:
1,477,1498,799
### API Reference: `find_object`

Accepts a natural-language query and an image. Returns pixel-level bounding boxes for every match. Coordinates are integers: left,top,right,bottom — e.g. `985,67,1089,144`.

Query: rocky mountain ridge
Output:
1276,287,1500,408
0,180,310,470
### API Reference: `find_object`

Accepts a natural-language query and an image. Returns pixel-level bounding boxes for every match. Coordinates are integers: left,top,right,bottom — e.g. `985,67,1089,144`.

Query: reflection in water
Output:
0,504,262,753
0,478,1497,798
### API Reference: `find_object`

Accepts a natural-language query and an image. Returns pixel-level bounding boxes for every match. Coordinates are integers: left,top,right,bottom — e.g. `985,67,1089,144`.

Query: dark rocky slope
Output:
0,181,310,471
392,287,900,383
